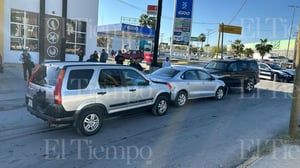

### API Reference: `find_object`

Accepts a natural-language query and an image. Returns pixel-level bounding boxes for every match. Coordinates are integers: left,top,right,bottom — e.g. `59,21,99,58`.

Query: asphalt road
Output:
0,63,294,168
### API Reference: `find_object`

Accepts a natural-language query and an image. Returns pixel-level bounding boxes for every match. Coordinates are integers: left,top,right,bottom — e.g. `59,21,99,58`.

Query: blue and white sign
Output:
175,0,193,18
172,0,193,45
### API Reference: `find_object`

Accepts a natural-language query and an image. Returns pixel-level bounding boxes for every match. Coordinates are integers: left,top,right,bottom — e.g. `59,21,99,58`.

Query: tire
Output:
152,95,169,116
75,109,103,136
174,91,187,107
215,87,224,100
244,80,254,93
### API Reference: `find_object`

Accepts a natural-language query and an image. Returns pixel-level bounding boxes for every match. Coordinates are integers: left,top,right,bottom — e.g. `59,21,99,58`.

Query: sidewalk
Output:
238,135,300,168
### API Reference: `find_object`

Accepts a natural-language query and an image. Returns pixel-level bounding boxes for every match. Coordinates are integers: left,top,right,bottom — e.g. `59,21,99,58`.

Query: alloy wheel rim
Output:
178,94,186,106
158,100,167,114
83,114,100,132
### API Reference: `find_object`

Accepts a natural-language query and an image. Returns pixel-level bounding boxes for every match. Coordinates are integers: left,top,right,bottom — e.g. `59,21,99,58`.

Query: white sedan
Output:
147,65,226,107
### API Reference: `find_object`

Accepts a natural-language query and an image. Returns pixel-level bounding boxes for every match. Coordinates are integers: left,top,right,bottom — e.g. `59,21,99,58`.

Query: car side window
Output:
67,69,93,90
99,69,122,88
197,70,212,80
122,69,147,86
227,62,238,72
260,64,268,70
183,70,199,80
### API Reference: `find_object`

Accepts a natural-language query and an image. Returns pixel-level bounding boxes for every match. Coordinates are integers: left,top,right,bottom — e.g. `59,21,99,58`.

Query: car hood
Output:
282,69,295,75
203,68,223,74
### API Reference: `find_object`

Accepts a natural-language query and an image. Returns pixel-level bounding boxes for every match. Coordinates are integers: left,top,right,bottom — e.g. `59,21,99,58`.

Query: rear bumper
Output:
26,96,75,124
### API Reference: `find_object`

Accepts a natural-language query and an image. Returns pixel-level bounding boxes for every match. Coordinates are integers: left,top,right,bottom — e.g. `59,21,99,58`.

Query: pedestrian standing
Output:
130,58,143,71
77,48,84,61
162,57,171,68
19,49,32,81
100,49,108,63
115,50,124,65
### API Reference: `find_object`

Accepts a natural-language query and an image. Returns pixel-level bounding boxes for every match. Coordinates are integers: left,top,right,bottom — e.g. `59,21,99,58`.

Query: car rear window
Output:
31,65,61,86
151,68,180,77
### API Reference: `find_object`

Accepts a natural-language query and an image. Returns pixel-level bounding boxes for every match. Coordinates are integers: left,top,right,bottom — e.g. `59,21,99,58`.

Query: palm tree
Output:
198,33,206,55
139,14,156,28
244,48,254,58
231,40,244,57
255,38,273,59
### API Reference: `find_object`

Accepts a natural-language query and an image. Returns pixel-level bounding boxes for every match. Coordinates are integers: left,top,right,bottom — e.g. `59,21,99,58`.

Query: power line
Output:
228,0,248,24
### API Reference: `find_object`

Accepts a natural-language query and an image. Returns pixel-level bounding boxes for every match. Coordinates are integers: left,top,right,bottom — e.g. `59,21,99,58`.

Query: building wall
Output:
3,0,99,63
0,0,4,57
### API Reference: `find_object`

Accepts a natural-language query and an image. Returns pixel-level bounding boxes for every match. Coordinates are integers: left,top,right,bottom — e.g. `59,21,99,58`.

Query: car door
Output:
259,63,272,80
121,69,155,109
97,69,130,113
182,70,203,99
226,62,245,87
196,70,217,97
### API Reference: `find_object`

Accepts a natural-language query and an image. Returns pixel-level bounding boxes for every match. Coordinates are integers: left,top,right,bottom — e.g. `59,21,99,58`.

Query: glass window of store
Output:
10,9,39,52
66,19,86,55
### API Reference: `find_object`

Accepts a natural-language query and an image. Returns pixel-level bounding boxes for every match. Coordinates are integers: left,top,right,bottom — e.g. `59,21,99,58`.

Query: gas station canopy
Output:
97,23,155,40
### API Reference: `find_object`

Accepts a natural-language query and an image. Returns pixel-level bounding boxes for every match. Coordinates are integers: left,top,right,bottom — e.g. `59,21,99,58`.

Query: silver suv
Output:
26,62,170,136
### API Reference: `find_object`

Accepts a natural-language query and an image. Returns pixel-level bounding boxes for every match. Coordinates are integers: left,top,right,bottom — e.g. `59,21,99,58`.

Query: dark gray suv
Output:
204,59,260,92
26,62,171,136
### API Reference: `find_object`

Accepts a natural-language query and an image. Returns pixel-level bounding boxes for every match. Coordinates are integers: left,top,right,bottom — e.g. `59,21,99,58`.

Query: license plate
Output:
28,99,33,107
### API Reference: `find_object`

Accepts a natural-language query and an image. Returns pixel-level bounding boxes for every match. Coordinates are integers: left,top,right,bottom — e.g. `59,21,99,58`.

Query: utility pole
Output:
286,5,299,58
289,23,300,139
151,0,162,68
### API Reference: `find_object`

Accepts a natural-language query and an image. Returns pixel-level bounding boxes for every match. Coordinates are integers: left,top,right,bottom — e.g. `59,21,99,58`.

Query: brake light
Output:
166,82,172,89
27,66,41,86
54,69,65,105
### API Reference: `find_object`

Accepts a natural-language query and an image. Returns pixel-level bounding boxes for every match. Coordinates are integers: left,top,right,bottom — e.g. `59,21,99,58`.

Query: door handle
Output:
129,89,136,92
97,91,107,95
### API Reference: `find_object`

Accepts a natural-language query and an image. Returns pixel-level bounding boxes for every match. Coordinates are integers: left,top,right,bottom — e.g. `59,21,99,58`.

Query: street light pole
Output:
286,5,299,58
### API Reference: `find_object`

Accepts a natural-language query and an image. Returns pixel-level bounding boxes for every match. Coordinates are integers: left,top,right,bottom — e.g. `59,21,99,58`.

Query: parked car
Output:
259,62,294,82
147,65,226,107
0,53,3,73
122,50,144,60
204,59,260,92
25,62,171,136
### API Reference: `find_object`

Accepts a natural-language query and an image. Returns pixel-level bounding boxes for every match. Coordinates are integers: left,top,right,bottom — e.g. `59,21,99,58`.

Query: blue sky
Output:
98,0,300,46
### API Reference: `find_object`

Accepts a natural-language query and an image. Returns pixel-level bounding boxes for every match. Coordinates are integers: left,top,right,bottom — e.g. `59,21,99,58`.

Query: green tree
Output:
231,40,244,57
198,33,206,55
255,38,273,59
244,48,254,58
139,14,156,28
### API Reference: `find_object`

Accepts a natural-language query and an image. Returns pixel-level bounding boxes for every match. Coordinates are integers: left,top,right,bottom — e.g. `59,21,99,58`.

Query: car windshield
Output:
205,61,228,70
269,63,284,70
151,68,180,77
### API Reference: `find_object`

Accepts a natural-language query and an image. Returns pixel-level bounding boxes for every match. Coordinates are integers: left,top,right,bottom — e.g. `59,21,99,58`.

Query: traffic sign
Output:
219,24,242,34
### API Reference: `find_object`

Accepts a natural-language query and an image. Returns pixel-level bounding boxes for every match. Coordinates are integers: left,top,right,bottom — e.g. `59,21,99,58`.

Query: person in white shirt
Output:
162,57,171,68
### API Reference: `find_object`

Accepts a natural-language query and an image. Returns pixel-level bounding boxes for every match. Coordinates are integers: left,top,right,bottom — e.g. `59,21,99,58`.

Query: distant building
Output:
243,39,296,59
0,0,99,64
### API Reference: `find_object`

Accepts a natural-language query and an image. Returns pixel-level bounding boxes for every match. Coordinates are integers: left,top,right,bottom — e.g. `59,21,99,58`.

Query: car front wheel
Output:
215,87,225,100
152,95,169,116
76,109,103,136
244,80,254,93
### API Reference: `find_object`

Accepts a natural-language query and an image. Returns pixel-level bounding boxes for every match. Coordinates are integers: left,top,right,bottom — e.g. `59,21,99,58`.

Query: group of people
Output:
85,49,108,63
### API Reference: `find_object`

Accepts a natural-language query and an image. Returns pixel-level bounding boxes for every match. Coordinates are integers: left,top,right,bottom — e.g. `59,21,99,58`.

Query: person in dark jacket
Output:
130,58,143,71
19,49,33,81
114,50,124,64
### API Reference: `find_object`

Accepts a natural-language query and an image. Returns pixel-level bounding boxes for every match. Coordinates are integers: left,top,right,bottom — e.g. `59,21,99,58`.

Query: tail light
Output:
166,82,172,89
54,69,65,105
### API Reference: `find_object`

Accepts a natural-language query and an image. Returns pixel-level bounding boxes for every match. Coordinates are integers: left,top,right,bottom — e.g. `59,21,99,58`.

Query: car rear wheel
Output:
215,87,224,100
174,91,187,107
244,80,254,93
76,109,103,136
152,95,169,116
